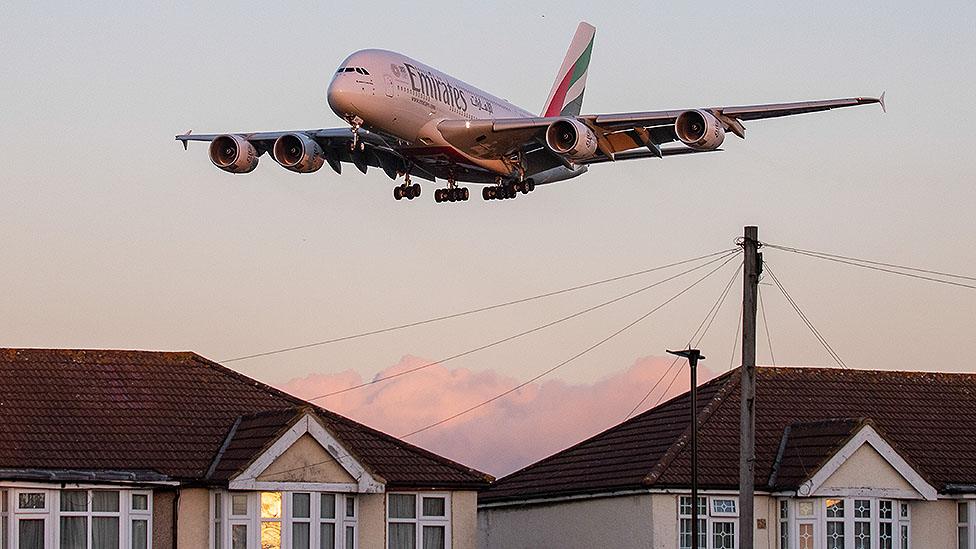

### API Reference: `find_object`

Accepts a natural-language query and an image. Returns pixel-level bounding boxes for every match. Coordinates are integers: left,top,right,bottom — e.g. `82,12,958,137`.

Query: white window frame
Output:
386,492,451,549
1,489,8,549
212,490,357,549
677,495,739,549
2,486,152,549
779,497,911,549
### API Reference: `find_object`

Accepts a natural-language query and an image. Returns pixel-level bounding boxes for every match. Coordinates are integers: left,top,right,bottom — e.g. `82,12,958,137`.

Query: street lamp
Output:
668,348,705,549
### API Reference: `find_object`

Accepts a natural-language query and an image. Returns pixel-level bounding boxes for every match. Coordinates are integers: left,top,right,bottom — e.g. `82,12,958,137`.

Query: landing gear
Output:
434,171,468,203
349,119,365,152
483,179,535,200
435,187,469,202
394,182,421,200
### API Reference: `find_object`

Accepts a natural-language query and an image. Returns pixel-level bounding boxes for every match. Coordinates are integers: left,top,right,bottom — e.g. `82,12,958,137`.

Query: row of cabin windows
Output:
0,488,151,549
211,491,450,549
336,67,370,76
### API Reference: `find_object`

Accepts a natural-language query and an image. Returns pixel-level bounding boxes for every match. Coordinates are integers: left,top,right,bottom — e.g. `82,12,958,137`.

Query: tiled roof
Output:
482,366,976,504
0,349,490,489
767,418,867,491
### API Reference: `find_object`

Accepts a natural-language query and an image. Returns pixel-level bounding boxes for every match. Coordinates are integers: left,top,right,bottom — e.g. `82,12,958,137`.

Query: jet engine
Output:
209,135,259,173
545,119,598,161
273,133,325,173
675,110,725,150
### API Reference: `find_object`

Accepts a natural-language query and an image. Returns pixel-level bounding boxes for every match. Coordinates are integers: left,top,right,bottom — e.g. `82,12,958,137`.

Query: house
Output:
0,348,491,549
478,366,976,549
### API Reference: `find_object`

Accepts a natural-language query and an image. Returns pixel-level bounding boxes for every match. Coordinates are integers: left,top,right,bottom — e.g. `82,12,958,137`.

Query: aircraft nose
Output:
327,77,357,119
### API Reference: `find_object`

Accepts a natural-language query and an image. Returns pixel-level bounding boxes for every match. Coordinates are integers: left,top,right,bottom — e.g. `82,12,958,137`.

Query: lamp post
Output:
668,348,705,549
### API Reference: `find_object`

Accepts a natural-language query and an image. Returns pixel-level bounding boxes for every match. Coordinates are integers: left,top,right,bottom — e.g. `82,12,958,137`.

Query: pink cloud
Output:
278,355,719,477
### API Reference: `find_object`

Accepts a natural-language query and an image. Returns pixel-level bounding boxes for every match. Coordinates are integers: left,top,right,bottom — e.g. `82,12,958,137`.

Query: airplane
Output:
176,22,884,203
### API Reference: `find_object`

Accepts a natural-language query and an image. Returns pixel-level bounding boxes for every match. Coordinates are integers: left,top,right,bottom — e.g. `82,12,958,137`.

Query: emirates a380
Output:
177,22,884,203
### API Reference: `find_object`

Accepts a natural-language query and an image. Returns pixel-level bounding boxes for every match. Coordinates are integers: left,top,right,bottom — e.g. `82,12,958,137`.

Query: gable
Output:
229,413,384,493
816,444,917,495
804,425,937,501
256,433,355,484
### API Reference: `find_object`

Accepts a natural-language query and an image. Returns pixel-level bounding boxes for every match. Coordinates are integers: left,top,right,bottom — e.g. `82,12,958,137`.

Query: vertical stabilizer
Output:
541,22,596,117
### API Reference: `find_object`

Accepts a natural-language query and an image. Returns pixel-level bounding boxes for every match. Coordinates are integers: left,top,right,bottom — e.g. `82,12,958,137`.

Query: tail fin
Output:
541,22,596,117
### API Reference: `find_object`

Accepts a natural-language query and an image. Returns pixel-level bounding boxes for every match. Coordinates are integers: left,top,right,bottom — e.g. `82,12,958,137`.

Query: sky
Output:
1,0,974,475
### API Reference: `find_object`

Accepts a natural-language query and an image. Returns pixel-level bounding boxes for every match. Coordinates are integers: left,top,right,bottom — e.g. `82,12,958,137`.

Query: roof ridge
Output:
643,370,741,486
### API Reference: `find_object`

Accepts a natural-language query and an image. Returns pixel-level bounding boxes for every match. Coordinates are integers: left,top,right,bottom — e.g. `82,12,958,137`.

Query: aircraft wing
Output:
175,128,439,181
438,94,885,162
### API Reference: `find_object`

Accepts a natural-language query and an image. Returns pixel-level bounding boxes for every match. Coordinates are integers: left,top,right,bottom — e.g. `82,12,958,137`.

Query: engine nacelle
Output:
545,119,598,161
273,133,325,173
209,135,259,173
675,110,726,150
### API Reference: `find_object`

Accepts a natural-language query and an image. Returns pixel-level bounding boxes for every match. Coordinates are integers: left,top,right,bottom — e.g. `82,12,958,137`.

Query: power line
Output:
764,243,976,290
758,285,775,365
303,250,741,402
729,300,742,372
625,260,743,419
220,249,738,363
764,262,849,369
399,253,740,439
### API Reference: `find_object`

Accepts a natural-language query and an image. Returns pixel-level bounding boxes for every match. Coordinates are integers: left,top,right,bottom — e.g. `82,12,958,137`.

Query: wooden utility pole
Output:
739,226,761,549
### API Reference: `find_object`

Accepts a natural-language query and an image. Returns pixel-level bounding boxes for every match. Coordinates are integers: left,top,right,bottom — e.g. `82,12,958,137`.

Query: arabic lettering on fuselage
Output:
401,63,493,116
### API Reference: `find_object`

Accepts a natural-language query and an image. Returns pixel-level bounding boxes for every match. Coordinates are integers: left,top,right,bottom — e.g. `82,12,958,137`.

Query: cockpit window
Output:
337,67,370,75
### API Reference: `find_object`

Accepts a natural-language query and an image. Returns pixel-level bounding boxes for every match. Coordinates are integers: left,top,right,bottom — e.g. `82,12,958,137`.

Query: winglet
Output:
879,91,886,113
176,130,192,150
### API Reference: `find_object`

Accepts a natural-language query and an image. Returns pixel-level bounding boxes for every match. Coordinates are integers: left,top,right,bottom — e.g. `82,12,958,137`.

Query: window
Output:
2,490,8,549
853,499,871,549
826,499,845,549
387,493,449,549
779,500,789,549
961,502,970,549
780,498,910,549
879,500,894,549
678,496,735,549
261,492,282,549
212,491,357,549
4,488,150,549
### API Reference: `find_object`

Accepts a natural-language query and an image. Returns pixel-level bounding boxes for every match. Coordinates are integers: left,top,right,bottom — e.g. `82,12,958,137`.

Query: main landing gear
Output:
394,174,420,200
434,172,469,203
483,180,535,200
435,187,469,202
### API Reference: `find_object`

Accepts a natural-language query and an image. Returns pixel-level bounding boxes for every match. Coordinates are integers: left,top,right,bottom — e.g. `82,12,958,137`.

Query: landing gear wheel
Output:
462,188,469,201
394,186,403,200
483,187,491,200
412,183,421,197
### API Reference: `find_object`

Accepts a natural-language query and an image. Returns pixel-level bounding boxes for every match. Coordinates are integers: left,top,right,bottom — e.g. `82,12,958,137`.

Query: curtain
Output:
422,526,445,549
92,492,120,513
18,519,44,549
93,516,119,549
60,516,87,549
319,523,335,549
292,523,310,549
293,494,311,519
132,519,148,549
320,495,336,520
388,495,416,519
388,523,415,549
421,498,445,517
61,491,88,512
232,525,247,549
